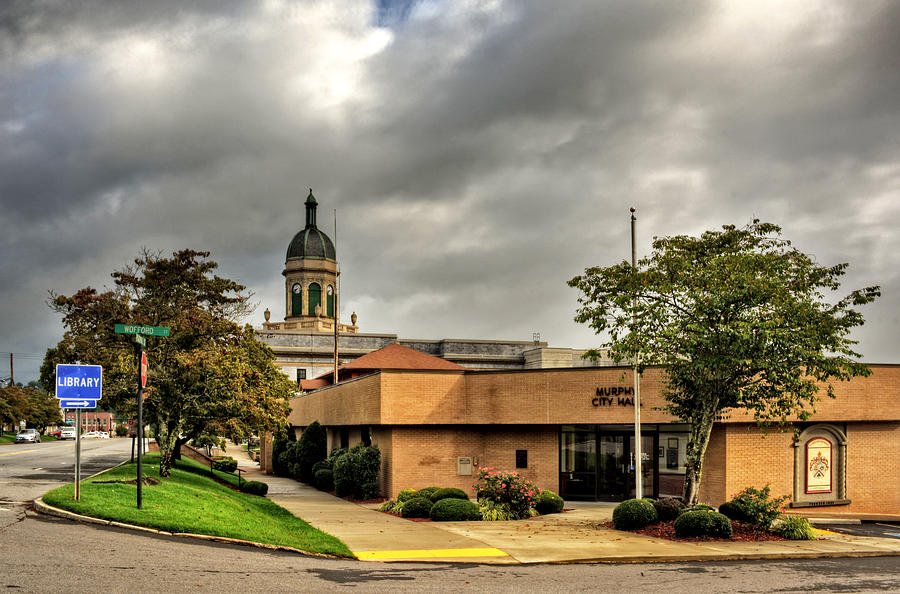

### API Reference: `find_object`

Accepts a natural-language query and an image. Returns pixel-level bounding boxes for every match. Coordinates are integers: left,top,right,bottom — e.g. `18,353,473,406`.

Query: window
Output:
515,449,528,469
296,369,306,384
308,283,321,316
326,285,334,317
291,283,303,316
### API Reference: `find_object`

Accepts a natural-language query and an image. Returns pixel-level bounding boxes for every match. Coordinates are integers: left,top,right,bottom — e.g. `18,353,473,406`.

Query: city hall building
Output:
284,352,900,516
261,191,899,517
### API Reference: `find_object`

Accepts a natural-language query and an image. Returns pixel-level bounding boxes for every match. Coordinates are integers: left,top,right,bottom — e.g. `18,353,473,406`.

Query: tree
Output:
43,249,294,477
568,220,880,504
0,385,60,433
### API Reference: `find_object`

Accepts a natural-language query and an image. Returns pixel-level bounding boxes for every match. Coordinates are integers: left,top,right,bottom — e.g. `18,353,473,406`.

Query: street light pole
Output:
631,207,643,500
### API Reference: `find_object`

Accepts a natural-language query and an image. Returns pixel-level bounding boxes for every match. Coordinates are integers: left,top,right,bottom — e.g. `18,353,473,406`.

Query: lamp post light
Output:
631,207,643,500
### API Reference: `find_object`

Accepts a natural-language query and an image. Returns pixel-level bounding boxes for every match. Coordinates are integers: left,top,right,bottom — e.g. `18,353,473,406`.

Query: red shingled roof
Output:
342,343,466,371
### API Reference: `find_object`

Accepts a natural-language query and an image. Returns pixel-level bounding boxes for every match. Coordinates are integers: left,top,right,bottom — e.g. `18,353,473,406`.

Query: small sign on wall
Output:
458,457,473,476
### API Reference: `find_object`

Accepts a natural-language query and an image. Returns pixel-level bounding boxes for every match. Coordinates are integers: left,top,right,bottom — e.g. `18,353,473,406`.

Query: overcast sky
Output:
2,0,899,384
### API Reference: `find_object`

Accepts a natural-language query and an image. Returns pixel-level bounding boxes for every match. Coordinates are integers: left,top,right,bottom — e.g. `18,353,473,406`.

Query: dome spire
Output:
305,188,318,228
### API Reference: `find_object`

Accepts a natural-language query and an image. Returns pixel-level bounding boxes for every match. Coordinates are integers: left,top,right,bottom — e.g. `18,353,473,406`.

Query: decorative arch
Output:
792,424,849,507
308,282,322,316
291,282,303,317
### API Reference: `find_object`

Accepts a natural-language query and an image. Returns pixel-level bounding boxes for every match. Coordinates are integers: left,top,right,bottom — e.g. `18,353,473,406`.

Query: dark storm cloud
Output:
2,0,899,382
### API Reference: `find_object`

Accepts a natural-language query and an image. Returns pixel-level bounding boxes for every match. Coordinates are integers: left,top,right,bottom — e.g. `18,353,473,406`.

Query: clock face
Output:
292,283,301,294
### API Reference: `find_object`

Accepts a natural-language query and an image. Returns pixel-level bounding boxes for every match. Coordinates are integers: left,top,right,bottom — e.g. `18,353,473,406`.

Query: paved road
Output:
2,512,899,593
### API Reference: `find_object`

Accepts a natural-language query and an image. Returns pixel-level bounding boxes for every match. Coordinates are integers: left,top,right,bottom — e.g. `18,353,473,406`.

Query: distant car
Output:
98,431,110,439
59,427,76,440
15,429,41,443
81,431,100,439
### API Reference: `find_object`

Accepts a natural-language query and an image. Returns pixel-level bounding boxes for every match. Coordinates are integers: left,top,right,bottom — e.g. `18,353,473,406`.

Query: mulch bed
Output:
601,520,790,542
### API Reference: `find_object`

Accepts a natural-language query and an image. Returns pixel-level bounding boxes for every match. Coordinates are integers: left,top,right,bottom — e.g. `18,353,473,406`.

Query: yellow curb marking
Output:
355,547,508,560
812,528,840,535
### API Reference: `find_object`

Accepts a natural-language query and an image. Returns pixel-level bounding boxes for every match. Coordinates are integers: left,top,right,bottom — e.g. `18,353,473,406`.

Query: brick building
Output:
284,344,900,516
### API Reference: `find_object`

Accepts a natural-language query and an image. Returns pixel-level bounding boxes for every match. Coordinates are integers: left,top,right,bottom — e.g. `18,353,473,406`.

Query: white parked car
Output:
98,431,110,439
59,427,76,440
81,431,100,439
15,428,41,443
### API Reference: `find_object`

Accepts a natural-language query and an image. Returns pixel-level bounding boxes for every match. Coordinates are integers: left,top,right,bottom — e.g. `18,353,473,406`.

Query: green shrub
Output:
239,480,269,496
653,498,686,521
774,516,817,540
271,433,293,477
430,487,469,502
211,457,237,473
674,510,733,538
472,468,539,520
311,459,331,474
430,498,482,521
535,490,565,515
612,498,658,530
717,501,753,524
400,497,433,519
397,489,419,502
296,421,327,484
722,486,788,529
479,501,528,521
332,454,354,497
378,500,397,512
359,481,380,500
314,468,334,492
686,503,715,512
416,486,440,500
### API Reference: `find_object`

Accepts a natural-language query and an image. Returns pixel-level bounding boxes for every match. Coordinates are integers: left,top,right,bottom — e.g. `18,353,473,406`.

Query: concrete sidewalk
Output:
228,444,900,564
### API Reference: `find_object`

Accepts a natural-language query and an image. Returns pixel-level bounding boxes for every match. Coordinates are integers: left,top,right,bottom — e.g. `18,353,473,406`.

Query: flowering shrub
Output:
471,467,539,520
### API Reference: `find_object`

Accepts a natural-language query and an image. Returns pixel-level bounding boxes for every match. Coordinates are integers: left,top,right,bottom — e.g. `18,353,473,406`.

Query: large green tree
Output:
568,220,880,504
43,249,294,477
0,385,60,433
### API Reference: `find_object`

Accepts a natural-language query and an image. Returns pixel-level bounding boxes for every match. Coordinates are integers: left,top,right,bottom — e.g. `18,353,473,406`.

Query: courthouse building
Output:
262,191,899,516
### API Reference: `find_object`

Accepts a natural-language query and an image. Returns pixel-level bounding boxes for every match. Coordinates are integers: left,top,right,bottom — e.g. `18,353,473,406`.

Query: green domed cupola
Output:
286,189,336,261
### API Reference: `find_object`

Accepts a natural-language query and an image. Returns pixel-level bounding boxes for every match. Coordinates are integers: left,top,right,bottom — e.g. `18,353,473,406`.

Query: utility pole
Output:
9,353,12,386
631,207,643,500
333,209,339,384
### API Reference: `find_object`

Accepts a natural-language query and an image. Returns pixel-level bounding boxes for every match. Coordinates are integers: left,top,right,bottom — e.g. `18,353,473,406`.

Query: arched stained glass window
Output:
308,282,321,316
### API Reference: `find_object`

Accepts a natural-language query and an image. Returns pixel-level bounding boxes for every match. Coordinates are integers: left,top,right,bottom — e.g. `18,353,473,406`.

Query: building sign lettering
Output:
591,386,641,407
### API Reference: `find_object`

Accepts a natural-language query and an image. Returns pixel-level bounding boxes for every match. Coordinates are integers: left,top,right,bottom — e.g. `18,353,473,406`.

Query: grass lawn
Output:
0,432,17,444
42,454,354,558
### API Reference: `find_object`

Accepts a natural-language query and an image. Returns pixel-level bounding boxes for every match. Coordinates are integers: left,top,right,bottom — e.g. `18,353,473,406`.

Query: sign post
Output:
115,323,169,509
56,363,103,501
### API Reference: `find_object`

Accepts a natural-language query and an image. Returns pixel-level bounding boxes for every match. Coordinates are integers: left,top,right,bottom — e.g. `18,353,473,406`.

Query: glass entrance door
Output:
560,427,657,501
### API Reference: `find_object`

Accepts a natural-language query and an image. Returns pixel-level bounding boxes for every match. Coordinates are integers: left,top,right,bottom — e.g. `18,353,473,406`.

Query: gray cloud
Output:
2,0,899,383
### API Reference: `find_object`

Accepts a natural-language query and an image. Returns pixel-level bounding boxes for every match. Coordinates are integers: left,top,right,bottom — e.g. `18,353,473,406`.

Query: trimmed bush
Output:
311,459,331,474
430,498,482,521
774,516,817,540
314,468,334,492
674,510,733,538
397,489,419,503
400,496,433,519
211,457,237,473
653,498,686,521
686,503,715,512
239,480,269,496
296,421,327,484
535,490,565,515
612,498,658,530
359,481,380,501
717,501,753,524
430,487,469,502
332,454,355,497
416,486,440,500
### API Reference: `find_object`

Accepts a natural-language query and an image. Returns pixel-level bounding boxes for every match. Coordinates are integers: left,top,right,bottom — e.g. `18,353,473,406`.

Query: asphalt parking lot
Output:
812,521,900,540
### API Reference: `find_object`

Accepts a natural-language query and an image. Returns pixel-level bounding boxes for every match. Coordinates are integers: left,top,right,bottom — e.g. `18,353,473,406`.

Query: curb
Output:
31,498,352,561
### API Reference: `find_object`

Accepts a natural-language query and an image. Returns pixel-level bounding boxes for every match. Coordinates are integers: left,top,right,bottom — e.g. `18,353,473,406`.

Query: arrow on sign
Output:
59,399,97,408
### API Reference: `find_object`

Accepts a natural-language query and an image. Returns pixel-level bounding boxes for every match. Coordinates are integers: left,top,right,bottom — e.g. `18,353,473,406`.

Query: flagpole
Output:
631,207,643,499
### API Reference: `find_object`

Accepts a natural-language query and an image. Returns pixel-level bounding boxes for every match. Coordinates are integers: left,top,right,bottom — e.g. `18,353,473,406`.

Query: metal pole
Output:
333,209,339,384
75,409,81,501
631,207,643,500
136,342,143,510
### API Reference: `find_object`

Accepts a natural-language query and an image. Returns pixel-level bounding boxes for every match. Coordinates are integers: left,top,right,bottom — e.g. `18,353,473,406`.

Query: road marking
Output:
0,449,38,457
354,548,508,560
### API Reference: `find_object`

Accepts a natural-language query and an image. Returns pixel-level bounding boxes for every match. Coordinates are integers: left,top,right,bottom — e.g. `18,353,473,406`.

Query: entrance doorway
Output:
560,426,657,501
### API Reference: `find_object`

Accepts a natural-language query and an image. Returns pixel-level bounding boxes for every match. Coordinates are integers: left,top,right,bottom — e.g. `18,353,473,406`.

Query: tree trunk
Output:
682,405,717,505
156,425,180,478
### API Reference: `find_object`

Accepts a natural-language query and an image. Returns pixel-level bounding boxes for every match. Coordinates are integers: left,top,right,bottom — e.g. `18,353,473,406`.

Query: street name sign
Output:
59,399,97,409
114,324,170,337
55,364,102,401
